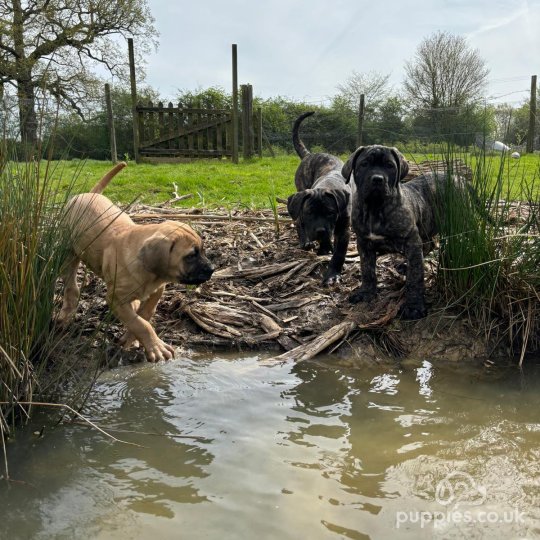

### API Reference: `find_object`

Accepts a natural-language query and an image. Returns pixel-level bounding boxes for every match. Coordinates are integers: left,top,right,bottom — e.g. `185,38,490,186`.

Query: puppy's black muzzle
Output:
315,227,328,241
179,259,214,285
370,174,385,185
363,173,389,205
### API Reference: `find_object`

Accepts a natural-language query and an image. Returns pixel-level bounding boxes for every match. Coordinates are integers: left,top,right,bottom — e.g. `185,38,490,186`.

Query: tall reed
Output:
0,155,101,443
434,146,540,363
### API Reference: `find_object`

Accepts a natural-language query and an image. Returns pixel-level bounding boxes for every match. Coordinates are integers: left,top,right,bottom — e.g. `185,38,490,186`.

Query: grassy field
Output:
52,155,299,209
48,151,540,209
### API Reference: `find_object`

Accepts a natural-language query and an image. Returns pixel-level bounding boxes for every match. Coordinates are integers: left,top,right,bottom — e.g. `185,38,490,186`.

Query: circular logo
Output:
435,471,487,508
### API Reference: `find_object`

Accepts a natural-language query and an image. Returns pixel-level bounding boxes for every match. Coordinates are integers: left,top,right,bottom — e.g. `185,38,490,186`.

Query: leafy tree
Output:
408,103,493,148
499,91,540,146
0,0,156,145
373,95,408,145
257,96,356,154
51,84,159,160
492,103,514,142
331,71,396,148
404,31,489,142
175,86,232,109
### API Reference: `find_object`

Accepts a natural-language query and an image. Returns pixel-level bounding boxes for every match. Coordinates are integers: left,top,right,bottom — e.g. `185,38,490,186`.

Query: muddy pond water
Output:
1,353,539,539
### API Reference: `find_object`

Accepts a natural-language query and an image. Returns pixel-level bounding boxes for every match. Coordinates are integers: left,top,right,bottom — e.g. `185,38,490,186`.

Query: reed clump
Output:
435,147,540,364
0,155,102,446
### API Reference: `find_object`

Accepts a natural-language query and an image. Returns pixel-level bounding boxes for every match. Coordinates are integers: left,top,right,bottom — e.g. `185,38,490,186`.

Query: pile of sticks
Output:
403,159,473,182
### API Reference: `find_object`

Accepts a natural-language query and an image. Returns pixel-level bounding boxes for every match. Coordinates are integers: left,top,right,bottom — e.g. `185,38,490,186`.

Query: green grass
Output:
42,152,539,209
50,156,299,208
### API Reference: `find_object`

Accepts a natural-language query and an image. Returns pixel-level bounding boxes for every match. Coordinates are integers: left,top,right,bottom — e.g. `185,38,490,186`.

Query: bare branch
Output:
335,70,391,111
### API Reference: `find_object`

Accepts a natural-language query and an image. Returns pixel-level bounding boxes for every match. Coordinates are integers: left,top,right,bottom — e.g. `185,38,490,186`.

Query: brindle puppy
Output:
287,111,352,285
342,145,442,320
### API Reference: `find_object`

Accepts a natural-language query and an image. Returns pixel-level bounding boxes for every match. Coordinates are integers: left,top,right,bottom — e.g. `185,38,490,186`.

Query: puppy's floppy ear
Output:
341,147,366,183
324,189,349,216
287,190,311,219
390,147,409,181
139,233,173,277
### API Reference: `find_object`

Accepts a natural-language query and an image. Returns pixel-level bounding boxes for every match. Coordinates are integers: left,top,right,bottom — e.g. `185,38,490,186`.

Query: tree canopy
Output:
0,0,156,144
403,31,490,143
404,31,489,110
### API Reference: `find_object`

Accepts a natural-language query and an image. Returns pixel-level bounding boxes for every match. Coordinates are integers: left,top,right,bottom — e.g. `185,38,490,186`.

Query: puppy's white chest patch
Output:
366,214,385,241
366,233,386,241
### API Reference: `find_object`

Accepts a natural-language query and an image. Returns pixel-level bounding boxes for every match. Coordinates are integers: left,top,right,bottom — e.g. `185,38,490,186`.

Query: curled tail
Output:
91,162,127,194
292,111,315,159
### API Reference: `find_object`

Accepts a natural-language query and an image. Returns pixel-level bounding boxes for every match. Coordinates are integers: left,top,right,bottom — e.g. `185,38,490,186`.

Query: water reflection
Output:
0,355,539,539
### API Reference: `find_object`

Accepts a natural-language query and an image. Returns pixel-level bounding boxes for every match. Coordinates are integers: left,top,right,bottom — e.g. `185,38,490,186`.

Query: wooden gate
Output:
137,101,233,160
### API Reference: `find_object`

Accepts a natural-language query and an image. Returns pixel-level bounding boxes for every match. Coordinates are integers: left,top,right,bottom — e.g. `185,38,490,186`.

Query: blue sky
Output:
142,0,540,106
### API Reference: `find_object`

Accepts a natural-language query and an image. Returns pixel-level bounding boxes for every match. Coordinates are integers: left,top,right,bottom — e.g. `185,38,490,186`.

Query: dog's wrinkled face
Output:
342,146,409,205
139,222,214,284
287,189,343,251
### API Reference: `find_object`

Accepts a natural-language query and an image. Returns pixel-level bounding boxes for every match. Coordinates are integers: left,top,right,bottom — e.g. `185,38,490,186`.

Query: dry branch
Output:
0,401,143,448
265,295,325,312
182,301,282,343
214,260,302,280
265,321,357,363
209,290,272,302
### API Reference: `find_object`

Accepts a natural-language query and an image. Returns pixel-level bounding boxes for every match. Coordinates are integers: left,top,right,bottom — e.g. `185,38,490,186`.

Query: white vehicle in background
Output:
489,140,510,152
476,137,520,158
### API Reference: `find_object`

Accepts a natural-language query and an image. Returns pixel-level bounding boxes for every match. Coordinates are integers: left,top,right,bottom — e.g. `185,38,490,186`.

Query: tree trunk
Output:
12,0,38,148
17,78,38,146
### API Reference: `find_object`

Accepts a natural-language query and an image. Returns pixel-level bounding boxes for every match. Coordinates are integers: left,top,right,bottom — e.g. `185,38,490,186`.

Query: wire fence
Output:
1,86,538,162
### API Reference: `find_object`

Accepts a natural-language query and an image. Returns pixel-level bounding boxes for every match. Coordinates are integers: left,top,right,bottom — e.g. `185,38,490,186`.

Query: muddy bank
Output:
66,202,507,368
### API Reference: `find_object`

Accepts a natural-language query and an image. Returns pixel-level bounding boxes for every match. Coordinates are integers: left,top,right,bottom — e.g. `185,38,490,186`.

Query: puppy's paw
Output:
349,288,376,304
300,241,315,251
317,245,333,256
119,331,140,350
399,304,427,320
56,309,75,328
395,261,408,275
322,271,341,286
144,339,176,362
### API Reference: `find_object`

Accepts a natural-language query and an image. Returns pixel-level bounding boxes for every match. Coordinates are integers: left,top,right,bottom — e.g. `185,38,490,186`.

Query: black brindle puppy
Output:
287,111,352,285
342,145,444,320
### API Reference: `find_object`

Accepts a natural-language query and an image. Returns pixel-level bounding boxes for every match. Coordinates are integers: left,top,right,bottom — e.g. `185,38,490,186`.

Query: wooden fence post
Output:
232,44,239,163
104,83,117,164
257,106,263,158
526,75,537,154
241,84,254,159
356,94,365,148
128,38,140,163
